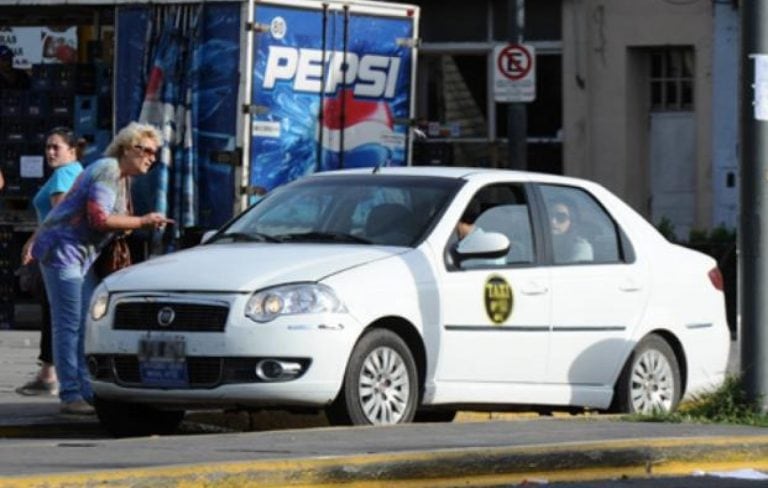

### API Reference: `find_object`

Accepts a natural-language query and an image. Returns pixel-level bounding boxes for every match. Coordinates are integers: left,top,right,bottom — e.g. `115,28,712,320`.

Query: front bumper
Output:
86,291,362,408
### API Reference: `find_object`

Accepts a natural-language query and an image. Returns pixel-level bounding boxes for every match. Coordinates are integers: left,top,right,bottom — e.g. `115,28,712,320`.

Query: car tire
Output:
326,328,419,426
613,334,681,414
94,396,185,438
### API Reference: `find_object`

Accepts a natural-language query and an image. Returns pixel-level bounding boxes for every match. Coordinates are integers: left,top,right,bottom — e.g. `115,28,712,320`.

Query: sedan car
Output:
85,167,729,436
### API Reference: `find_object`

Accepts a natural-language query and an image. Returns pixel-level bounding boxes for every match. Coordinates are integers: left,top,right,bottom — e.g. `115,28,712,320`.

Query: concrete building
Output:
413,0,737,239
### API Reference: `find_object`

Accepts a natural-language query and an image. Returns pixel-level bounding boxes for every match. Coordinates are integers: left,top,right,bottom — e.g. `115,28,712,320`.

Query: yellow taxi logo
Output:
484,275,513,324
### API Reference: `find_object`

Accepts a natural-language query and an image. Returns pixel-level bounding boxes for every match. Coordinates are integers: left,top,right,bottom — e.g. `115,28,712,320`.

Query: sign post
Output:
741,0,768,412
501,0,529,170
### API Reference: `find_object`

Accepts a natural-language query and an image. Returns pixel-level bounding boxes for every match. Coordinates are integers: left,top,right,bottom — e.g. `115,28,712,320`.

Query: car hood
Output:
103,243,407,292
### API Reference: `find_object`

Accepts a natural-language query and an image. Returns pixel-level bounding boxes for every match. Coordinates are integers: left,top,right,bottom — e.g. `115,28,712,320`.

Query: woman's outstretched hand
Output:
140,212,175,230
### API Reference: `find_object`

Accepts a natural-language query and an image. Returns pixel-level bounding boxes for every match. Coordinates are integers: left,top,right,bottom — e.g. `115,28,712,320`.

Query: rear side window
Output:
539,185,623,264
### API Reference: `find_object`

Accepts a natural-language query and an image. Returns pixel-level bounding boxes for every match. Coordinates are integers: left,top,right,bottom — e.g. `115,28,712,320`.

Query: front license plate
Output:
138,338,189,388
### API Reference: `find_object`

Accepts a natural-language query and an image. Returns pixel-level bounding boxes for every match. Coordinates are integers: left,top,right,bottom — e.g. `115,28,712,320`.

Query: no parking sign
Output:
493,43,536,102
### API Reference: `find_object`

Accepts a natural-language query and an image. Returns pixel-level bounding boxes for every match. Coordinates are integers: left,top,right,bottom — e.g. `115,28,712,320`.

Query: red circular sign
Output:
497,44,532,81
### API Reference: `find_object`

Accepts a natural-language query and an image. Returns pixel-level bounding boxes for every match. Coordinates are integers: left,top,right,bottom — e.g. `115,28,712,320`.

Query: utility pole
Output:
507,0,526,170
740,0,768,410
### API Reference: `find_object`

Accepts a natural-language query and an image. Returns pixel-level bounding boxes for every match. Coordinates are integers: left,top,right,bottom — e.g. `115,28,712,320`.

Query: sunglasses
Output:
552,211,570,223
133,144,158,158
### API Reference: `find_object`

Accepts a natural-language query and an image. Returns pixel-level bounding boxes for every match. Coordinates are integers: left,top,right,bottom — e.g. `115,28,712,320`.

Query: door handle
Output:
521,282,549,295
619,278,641,292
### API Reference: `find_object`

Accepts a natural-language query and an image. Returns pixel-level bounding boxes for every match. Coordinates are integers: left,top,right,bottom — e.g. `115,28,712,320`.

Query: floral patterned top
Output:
32,158,129,270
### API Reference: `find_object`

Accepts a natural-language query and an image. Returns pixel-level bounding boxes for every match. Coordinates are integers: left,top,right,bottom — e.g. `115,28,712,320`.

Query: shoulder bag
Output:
94,179,133,279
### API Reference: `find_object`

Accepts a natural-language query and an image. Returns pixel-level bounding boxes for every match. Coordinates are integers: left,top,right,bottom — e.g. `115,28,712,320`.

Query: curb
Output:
3,435,768,487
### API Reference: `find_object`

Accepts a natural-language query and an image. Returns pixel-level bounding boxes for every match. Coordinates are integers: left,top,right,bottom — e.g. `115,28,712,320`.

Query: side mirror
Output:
453,231,510,264
200,230,218,244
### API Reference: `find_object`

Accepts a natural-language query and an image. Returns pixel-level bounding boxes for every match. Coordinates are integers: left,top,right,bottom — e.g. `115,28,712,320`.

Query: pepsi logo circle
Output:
271,16,286,40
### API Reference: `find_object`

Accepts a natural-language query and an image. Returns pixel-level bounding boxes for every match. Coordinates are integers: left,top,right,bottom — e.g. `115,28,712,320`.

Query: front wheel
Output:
613,334,681,414
327,328,419,426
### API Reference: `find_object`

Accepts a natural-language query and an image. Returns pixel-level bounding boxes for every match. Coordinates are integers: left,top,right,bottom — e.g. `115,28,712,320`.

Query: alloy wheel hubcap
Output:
629,349,675,413
358,346,410,424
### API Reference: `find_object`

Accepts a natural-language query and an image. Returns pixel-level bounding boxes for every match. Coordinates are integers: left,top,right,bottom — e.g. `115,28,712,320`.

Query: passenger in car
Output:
548,197,594,263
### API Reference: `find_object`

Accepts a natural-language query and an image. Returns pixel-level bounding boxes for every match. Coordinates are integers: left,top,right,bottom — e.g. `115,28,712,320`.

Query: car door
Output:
436,183,552,385
536,184,650,387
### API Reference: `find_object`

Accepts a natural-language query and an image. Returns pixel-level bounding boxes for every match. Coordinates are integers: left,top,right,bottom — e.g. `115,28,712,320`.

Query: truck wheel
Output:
94,396,185,437
327,329,418,426
613,334,681,414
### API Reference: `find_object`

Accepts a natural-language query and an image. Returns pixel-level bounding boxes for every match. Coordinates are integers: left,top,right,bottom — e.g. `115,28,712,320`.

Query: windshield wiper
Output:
276,231,372,244
214,231,280,243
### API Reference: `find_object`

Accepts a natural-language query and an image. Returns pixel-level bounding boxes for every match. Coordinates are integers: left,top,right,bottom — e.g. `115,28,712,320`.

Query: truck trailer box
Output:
113,0,420,231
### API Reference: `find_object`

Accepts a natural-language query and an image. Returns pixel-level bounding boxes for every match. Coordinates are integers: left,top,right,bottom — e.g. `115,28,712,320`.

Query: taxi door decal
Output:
484,275,513,324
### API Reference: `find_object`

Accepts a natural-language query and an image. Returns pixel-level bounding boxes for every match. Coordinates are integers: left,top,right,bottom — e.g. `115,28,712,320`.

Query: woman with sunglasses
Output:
17,127,85,397
25,122,173,415
548,197,593,264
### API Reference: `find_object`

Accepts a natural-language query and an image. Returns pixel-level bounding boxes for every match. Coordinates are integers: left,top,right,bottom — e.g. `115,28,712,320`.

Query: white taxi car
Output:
85,167,729,436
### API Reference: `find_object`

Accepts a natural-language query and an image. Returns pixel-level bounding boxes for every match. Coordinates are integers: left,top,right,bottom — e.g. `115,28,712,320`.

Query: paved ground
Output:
0,314,763,488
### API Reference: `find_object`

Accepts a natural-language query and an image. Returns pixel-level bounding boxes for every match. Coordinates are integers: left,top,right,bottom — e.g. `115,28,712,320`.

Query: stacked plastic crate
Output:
0,89,47,196
74,62,112,165
0,62,113,200
0,226,16,329
0,64,73,197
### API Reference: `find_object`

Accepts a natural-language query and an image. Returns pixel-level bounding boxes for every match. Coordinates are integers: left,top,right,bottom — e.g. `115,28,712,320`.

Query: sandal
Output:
15,378,59,396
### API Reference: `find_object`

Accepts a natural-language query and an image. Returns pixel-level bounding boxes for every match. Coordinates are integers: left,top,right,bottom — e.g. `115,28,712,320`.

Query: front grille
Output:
89,354,311,389
114,302,229,332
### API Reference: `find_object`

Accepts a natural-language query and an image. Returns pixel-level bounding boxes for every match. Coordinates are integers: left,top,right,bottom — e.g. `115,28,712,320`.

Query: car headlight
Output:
245,283,346,323
90,292,109,321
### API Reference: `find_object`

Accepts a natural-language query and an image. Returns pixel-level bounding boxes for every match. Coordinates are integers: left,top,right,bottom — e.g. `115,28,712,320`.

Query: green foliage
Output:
710,225,737,243
655,217,736,247
687,228,709,244
625,375,768,427
655,217,678,242
688,224,736,246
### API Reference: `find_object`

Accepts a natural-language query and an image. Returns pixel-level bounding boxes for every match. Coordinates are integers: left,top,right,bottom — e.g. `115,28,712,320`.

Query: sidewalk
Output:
0,329,102,436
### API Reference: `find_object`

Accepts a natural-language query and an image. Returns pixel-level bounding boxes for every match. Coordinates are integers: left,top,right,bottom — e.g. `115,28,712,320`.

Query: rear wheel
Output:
327,329,418,426
613,334,681,414
94,396,185,437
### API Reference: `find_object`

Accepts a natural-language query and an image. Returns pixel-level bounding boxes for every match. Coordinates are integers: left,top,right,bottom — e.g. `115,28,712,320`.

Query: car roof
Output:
314,166,598,189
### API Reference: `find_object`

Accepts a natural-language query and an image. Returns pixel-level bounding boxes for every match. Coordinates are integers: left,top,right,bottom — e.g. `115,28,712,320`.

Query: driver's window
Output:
449,184,534,269
475,205,534,264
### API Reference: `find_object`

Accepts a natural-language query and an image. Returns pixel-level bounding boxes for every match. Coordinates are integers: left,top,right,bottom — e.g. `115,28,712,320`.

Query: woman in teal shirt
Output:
17,127,84,397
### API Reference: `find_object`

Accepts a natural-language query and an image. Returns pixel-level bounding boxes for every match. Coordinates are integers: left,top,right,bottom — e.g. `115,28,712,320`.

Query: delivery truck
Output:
113,0,420,232
0,0,419,328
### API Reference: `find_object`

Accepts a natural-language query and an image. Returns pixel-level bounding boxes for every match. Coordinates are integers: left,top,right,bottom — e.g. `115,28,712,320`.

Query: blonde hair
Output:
104,122,163,158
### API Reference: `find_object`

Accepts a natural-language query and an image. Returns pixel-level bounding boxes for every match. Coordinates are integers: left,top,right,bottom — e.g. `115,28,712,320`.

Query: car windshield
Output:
214,174,462,247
